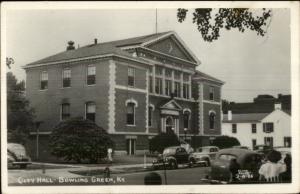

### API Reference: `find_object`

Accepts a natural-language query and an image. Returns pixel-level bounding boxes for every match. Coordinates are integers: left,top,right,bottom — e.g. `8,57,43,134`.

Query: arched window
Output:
148,104,155,127
209,112,216,129
86,102,96,122
127,102,135,125
183,111,190,129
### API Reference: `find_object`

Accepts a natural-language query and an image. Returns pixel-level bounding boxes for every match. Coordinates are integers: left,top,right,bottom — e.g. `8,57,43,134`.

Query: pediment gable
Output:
160,99,182,110
144,34,198,64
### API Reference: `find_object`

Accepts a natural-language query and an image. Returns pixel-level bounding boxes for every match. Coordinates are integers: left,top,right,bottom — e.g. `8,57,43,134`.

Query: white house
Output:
222,103,291,149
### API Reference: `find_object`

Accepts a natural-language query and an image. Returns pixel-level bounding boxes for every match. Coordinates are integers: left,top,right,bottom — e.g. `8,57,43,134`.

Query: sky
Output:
5,8,291,102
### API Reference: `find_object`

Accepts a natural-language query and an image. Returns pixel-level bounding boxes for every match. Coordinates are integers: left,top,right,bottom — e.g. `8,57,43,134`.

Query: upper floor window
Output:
174,82,181,98
165,80,172,96
251,123,257,133
40,71,48,90
165,68,172,78
174,70,181,80
284,137,291,147
183,73,189,82
62,68,71,88
61,103,70,120
148,106,154,127
232,123,237,133
128,67,135,87
209,112,216,129
209,87,214,100
86,102,96,122
155,78,163,95
183,83,190,99
183,111,190,129
126,102,136,125
263,122,274,133
155,66,163,76
149,75,153,93
87,66,96,85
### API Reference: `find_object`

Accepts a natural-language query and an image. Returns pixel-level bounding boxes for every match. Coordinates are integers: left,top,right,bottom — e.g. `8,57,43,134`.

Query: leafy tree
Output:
211,135,240,149
49,118,114,163
177,8,272,42
7,72,35,144
149,132,181,153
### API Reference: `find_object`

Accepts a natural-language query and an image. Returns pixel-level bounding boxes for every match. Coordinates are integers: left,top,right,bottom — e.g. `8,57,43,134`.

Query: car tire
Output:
169,160,177,170
20,164,27,169
205,158,210,167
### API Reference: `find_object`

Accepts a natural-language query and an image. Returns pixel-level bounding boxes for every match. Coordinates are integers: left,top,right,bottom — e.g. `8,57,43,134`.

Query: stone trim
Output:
125,98,138,107
146,70,149,133
108,60,116,133
115,85,147,94
203,100,221,105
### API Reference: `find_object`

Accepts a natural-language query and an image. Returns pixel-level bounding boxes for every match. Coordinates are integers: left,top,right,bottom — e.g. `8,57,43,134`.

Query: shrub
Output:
49,118,114,163
149,132,180,153
211,135,240,149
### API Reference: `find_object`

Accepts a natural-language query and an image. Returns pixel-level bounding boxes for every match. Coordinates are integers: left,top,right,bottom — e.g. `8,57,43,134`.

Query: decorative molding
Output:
109,131,158,136
108,60,116,133
209,110,216,115
203,100,221,105
149,103,155,111
183,108,192,114
115,85,147,94
125,98,138,107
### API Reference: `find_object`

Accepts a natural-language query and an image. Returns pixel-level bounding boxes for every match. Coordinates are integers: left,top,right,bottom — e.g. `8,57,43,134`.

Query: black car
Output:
7,143,31,169
152,146,194,170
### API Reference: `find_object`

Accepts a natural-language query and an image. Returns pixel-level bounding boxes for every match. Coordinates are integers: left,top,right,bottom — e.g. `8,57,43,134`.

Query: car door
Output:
176,148,188,164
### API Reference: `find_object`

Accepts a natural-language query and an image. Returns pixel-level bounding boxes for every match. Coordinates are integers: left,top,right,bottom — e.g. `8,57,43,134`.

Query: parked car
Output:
190,146,219,166
273,147,291,163
210,148,262,183
7,143,31,169
152,146,194,170
232,146,249,150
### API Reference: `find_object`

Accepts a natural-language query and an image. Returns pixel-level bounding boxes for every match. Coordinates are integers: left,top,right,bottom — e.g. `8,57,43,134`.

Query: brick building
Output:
24,31,224,160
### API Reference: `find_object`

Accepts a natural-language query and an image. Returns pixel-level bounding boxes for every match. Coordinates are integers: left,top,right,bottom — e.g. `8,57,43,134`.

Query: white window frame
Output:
128,67,135,87
40,71,48,90
126,99,138,126
86,65,96,86
62,68,71,88
209,86,215,101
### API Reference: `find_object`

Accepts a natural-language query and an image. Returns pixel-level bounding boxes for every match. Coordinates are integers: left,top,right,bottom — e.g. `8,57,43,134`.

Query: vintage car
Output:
7,143,31,169
190,146,219,166
152,146,194,170
232,146,249,150
210,148,262,183
273,147,291,163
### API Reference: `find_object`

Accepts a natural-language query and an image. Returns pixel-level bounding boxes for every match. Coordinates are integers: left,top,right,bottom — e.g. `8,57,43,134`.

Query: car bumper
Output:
12,161,31,165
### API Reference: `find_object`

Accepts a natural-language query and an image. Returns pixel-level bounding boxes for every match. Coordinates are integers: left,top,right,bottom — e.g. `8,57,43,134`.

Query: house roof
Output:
26,31,195,67
223,113,269,123
193,70,224,84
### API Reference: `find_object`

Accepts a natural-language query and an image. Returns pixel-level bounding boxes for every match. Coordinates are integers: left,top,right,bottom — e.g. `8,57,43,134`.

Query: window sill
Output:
61,87,71,89
86,84,96,87
39,89,48,91
126,124,136,127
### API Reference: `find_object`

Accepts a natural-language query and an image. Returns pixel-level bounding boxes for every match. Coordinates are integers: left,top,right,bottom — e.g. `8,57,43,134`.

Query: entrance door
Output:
166,116,174,134
252,139,257,150
126,139,136,155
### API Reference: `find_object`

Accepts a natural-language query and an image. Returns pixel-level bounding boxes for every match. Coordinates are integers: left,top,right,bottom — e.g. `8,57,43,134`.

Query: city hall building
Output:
24,31,224,160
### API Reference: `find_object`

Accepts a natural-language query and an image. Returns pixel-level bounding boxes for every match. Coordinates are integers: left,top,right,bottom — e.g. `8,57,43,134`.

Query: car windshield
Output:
163,148,176,155
219,154,237,161
8,144,26,155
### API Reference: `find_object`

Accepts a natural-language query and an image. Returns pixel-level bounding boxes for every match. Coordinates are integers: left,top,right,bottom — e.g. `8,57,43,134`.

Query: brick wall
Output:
25,59,110,131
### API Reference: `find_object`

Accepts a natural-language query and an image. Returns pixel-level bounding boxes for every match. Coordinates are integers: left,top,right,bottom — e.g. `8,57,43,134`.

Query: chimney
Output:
228,110,232,121
274,103,282,110
94,38,98,45
66,41,75,51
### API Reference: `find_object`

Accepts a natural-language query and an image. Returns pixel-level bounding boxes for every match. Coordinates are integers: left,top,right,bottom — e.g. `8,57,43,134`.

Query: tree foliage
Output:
49,118,114,163
149,132,181,153
177,8,272,42
7,72,35,144
211,135,240,149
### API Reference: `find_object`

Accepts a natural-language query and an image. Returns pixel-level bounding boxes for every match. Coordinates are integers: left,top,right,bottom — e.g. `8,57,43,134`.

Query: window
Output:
251,123,257,133
126,102,135,125
40,71,48,90
148,76,153,93
165,68,172,78
209,112,216,129
155,66,163,76
62,68,71,88
183,73,189,82
87,66,96,85
86,102,96,122
209,87,214,100
264,137,273,147
61,103,70,120
284,137,291,147
165,80,172,96
128,67,135,87
232,123,237,133
183,83,190,99
174,70,181,80
155,78,163,95
148,106,153,127
174,82,181,98
183,111,190,129
263,122,274,133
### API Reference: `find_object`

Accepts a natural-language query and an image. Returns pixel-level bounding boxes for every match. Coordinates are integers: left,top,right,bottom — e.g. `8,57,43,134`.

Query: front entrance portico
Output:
160,99,182,136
